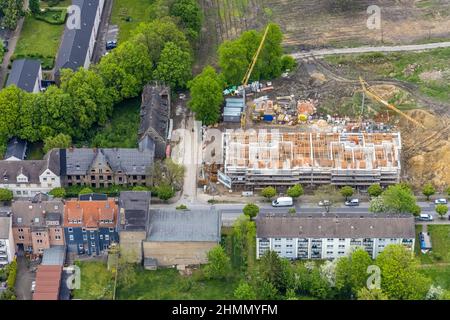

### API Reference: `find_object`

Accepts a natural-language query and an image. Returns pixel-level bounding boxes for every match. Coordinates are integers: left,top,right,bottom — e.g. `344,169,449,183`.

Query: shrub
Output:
261,186,276,200
287,184,303,198
0,188,13,201
176,204,188,210
6,260,17,288
79,187,93,195
49,187,66,198
243,203,259,220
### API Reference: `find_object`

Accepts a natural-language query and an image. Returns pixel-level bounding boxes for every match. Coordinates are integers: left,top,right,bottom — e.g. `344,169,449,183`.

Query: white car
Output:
418,213,433,221
434,198,448,205
318,200,331,207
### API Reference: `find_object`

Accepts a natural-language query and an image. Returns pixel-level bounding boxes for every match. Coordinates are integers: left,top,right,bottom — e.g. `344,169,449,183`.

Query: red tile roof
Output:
32,265,62,300
64,199,118,228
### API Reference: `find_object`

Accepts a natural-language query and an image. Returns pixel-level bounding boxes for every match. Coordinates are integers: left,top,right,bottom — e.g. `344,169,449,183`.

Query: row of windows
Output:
68,227,115,232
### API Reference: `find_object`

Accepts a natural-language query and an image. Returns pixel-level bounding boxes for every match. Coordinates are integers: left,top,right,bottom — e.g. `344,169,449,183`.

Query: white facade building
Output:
256,213,415,260
0,213,15,266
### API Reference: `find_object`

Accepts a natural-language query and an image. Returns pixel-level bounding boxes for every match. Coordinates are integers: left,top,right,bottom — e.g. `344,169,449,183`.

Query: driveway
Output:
14,250,36,300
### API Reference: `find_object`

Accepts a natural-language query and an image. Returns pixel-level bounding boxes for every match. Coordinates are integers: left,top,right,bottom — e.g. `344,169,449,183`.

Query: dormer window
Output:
17,217,22,223
34,217,40,223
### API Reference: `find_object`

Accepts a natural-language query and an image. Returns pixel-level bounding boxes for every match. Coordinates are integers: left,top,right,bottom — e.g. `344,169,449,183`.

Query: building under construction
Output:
219,130,401,190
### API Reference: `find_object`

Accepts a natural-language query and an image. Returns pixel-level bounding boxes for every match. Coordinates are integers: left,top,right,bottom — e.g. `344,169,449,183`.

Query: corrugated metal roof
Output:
32,265,62,300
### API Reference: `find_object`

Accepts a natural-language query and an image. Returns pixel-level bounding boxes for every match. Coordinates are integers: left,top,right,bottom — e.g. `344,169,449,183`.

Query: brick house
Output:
63,198,118,255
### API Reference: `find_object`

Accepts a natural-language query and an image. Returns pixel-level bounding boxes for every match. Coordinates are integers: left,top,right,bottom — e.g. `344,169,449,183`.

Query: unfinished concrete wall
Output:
119,231,146,263
143,241,217,266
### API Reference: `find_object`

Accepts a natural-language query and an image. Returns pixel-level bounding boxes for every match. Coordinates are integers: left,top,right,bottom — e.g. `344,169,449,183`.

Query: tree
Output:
357,287,389,300
258,250,292,293
153,42,192,89
258,23,284,79
204,246,231,280
187,66,224,125
0,0,25,29
375,244,431,299
43,133,72,153
150,159,185,190
422,183,436,201
226,215,256,270
261,186,276,200
313,185,342,213
340,186,354,200
156,184,175,201
381,184,418,214
0,86,23,140
243,203,259,221
49,187,66,198
0,188,13,201
234,281,256,300
281,55,297,72
79,187,93,195
367,184,383,198
29,0,40,14
335,248,372,297
218,39,251,85
435,204,448,219
369,196,386,213
170,0,203,40
287,184,303,199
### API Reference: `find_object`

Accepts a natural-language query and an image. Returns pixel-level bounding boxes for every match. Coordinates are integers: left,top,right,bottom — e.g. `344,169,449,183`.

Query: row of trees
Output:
0,0,201,154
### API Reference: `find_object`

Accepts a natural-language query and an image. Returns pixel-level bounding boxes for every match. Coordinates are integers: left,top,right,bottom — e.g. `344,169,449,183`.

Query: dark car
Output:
106,40,117,50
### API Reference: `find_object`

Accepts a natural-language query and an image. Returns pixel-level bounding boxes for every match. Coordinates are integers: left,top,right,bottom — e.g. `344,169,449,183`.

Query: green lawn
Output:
324,48,450,102
116,267,239,300
420,265,450,291
111,0,155,42
72,261,115,300
14,17,65,69
83,97,141,148
418,225,450,264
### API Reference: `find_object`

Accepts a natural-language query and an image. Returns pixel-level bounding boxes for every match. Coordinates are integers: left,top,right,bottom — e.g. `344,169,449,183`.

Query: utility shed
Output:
143,209,221,267
223,96,245,122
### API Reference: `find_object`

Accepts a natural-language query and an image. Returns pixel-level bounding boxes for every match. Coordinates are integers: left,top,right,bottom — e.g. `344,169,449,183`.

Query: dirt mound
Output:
419,70,443,82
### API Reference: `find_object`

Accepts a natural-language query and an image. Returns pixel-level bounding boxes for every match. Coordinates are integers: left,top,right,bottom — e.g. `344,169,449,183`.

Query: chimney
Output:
120,208,125,226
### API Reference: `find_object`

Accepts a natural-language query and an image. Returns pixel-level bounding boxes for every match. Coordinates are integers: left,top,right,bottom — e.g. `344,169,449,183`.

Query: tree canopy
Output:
243,203,260,221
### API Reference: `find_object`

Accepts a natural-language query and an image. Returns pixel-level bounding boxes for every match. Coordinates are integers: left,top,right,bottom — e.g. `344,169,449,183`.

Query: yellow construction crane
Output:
359,77,426,129
241,25,271,128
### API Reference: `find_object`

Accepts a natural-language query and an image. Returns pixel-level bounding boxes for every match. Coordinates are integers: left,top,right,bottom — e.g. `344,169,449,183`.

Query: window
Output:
99,235,103,240
55,235,61,240
68,228,73,233
90,234,95,240
82,228,86,233
51,178,55,181
327,245,333,249
286,244,293,248
37,239,43,244
274,244,281,248
99,176,104,180
69,235,74,241
105,235,109,241
83,235,87,241
18,228,23,233
339,238,345,242
36,232,42,236
18,235,24,240
338,251,345,255
109,228,114,232
17,217,22,223
43,177,47,181
274,238,281,241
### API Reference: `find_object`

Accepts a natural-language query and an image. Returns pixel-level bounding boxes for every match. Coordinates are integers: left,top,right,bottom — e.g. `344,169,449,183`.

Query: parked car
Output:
417,213,433,221
106,40,117,50
434,198,448,205
318,200,331,207
345,199,359,206
272,197,293,207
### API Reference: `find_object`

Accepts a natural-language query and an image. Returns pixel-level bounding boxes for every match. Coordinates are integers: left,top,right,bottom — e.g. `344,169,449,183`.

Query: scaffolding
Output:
221,130,401,190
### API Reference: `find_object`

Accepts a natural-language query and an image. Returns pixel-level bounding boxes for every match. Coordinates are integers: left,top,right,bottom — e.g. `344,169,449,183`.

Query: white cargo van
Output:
272,197,293,207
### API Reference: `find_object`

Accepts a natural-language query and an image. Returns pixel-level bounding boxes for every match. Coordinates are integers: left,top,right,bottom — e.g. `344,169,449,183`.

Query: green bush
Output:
176,204,188,210
6,260,17,289
49,187,66,198
0,188,13,201
34,8,67,25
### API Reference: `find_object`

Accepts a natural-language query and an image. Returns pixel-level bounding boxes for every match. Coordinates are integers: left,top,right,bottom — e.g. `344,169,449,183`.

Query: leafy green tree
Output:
367,184,383,198
281,55,297,71
0,85,22,140
218,40,249,85
258,23,284,79
29,0,40,14
204,245,231,280
369,196,386,213
375,244,431,300
255,278,279,300
313,185,342,213
49,187,66,198
226,215,256,270
243,203,259,221
156,184,175,201
79,187,93,195
234,281,256,300
422,183,436,201
335,248,372,297
261,186,276,200
287,184,303,199
357,287,389,300
43,133,72,153
150,159,185,191
170,0,203,40
258,250,292,293
187,66,224,125
0,188,13,201
381,184,418,214
153,42,192,89
435,204,448,219
0,0,24,29
340,186,354,200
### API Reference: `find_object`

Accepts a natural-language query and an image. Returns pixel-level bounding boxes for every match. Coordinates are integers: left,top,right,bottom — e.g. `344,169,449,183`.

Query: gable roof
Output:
4,137,27,160
255,212,416,239
64,148,154,175
12,199,64,228
118,191,151,232
146,209,221,242
54,0,102,75
6,59,41,92
64,198,118,228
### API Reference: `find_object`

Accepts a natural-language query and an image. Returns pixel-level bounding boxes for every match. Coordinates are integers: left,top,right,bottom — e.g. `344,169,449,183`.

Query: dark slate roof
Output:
64,148,154,175
54,0,102,75
4,137,27,160
45,212,62,223
6,59,41,92
147,209,221,242
118,191,151,232
256,212,416,239
79,193,108,201
138,84,170,142
0,149,61,184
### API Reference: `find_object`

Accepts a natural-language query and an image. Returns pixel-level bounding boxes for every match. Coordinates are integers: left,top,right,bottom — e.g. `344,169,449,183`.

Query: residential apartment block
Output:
0,212,15,267
64,198,118,255
256,212,415,260
0,149,61,198
60,147,154,188
220,130,401,191
12,195,65,255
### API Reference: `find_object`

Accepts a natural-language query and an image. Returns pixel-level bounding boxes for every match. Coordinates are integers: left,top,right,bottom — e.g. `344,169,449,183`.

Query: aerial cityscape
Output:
1,0,450,307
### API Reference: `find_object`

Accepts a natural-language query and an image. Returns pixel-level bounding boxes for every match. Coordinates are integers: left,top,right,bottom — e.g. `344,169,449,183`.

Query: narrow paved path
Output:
291,41,450,59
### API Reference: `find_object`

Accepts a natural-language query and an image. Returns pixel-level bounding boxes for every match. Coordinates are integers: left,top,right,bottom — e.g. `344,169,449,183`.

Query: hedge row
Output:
34,8,67,25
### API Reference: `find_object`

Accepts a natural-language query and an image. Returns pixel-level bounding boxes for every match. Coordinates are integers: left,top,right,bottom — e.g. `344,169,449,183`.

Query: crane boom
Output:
359,77,426,129
241,25,270,87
